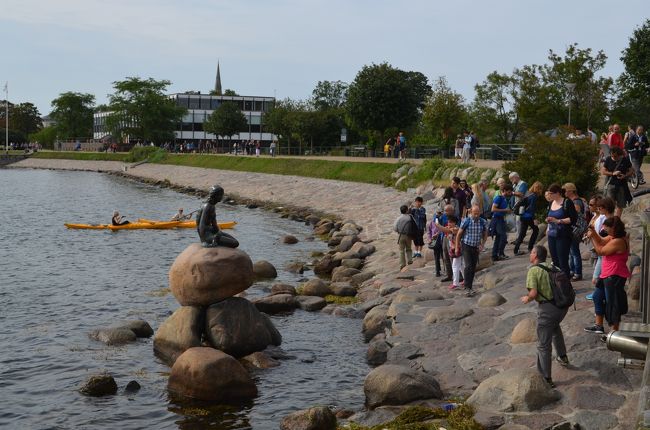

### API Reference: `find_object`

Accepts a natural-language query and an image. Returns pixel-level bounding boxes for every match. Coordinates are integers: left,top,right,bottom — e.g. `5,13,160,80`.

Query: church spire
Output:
214,62,222,95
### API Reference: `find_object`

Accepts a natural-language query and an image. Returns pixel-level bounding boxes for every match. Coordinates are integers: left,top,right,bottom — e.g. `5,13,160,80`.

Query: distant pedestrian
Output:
608,124,624,151
454,134,464,159
520,245,569,389
398,132,407,160
270,140,277,157
394,205,414,269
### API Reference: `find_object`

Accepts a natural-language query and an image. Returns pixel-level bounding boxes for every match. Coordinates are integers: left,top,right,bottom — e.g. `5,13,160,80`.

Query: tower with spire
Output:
214,62,222,95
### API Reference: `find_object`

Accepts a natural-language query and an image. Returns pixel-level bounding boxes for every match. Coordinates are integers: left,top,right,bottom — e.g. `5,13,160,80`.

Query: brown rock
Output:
301,279,331,297
169,244,254,306
205,297,282,357
254,294,298,314
241,351,280,369
314,255,340,275
271,283,297,295
314,222,334,235
153,306,204,365
280,406,337,430
341,258,363,269
253,260,278,279
283,235,299,244
295,296,327,311
80,373,118,397
168,347,257,401
510,318,537,344
332,266,361,282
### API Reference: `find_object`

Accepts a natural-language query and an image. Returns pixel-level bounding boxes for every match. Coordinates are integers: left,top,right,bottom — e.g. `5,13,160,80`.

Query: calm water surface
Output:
0,169,368,429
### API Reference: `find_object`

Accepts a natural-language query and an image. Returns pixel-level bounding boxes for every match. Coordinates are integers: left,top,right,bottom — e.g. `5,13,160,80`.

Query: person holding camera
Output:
602,146,633,217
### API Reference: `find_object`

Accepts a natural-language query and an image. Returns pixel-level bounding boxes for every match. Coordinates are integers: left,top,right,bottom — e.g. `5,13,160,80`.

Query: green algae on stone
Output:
324,295,359,305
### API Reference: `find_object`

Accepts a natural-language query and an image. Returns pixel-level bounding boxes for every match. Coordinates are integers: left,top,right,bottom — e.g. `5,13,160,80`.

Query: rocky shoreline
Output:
10,158,648,430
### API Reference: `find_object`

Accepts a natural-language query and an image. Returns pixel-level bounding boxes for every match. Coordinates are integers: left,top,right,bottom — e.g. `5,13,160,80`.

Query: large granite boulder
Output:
510,318,537,344
169,244,254,306
168,347,257,401
253,260,278,279
364,364,442,408
280,406,337,430
153,306,204,365
295,296,327,311
205,297,281,357
467,368,561,412
478,291,507,307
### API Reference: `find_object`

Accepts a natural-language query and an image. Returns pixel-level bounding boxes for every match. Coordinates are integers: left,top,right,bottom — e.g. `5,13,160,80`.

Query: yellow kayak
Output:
64,221,181,230
138,218,237,230
65,220,236,230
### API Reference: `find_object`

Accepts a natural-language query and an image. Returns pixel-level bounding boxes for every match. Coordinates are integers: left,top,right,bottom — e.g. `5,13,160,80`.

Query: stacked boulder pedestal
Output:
154,243,282,402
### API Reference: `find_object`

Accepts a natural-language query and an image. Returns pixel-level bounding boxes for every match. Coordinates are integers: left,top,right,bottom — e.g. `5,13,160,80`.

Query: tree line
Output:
3,19,650,150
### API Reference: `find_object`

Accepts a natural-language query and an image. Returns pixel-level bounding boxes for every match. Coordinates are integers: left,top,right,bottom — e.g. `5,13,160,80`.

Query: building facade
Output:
93,93,276,144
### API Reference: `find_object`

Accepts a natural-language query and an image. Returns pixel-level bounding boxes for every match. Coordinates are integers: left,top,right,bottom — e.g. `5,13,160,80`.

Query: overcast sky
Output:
2,0,648,115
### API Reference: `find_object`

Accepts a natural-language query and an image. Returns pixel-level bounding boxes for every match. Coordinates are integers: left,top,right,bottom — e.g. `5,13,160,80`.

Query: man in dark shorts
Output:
602,146,633,217
410,197,427,258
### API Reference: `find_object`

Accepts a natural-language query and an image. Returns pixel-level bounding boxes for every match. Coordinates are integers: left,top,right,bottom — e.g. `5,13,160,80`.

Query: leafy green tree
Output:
223,89,238,96
204,101,248,148
0,102,42,137
613,19,650,125
105,77,186,144
50,92,95,140
30,126,58,148
346,63,431,140
422,76,466,142
542,44,612,130
311,80,348,111
471,71,521,144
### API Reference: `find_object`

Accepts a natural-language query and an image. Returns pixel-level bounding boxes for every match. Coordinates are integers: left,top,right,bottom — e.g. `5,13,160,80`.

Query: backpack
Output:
564,198,587,242
406,215,419,239
535,264,575,309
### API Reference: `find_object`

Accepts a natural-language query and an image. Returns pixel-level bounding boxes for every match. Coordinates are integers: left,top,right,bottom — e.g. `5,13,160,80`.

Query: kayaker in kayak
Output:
171,208,191,221
197,185,239,248
112,211,130,226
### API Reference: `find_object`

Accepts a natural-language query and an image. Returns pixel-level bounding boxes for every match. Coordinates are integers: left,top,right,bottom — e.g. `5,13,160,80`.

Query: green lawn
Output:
32,151,398,185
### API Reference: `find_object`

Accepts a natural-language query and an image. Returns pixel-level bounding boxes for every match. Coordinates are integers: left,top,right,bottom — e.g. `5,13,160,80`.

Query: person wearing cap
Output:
171,208,191,221
111,211,130,226
563,183,586,281
509,172,528,239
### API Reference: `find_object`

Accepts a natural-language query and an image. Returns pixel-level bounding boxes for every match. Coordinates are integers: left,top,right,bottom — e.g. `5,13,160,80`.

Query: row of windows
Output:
175,97,274,112
180,123,267,133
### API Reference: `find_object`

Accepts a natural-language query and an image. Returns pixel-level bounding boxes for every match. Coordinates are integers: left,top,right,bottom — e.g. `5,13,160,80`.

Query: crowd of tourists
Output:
393,124,645,387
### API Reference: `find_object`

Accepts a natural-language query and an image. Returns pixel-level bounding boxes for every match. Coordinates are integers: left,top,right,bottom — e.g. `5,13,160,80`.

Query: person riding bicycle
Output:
626,125,648,185
602,146,633,217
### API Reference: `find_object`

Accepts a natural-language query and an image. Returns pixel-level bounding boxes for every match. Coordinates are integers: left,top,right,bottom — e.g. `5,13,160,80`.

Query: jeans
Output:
537,302,568,380
514,217,539,252
491,217,507,259
398,234,413,269
462,243,480,290
569,240,582,277
548,233,571,276
593,280,605,316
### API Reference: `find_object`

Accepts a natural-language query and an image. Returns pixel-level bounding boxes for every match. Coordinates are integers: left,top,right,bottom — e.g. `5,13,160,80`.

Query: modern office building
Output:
93,64,276,144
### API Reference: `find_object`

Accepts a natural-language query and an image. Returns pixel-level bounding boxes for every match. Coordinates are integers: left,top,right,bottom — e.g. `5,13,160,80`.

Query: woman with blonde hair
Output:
513,181,543,255
470,183,484,215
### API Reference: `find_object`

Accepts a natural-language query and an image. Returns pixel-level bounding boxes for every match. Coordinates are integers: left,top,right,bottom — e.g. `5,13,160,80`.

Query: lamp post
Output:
564,82,576,128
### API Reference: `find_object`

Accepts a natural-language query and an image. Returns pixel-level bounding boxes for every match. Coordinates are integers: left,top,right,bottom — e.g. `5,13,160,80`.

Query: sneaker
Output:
584,324,605,334
571,275,583,281
499,254,510,260
465,289,476,297
544,377,556,388
586,293,593,301
514,250,526,256
435,272,442,277
448,284,460,290
555,355,569,367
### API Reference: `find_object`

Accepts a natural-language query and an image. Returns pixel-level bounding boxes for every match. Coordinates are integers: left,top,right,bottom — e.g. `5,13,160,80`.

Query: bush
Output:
124,146,167,162
504,134,599,197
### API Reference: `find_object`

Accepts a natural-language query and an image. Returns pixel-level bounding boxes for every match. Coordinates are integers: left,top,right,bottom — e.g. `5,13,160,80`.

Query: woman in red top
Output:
585,216,629,333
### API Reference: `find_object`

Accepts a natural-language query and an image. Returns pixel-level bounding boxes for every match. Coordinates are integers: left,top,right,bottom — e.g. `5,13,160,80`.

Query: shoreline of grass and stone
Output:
8,156,645,430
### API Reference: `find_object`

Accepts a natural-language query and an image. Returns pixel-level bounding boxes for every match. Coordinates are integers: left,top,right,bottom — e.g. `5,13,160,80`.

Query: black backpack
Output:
535,264,575,309
406,215,419,238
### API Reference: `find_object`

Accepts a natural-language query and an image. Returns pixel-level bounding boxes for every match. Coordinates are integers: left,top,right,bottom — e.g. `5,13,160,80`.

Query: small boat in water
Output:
64,220,237,230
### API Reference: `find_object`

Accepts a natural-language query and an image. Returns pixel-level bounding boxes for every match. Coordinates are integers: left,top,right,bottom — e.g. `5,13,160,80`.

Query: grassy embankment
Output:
33,150,398,185
32,149,499,190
